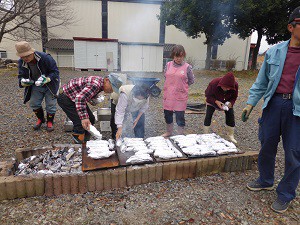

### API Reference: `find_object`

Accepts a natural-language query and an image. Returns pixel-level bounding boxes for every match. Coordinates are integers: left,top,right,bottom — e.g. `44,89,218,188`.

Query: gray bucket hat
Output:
108,73,124,93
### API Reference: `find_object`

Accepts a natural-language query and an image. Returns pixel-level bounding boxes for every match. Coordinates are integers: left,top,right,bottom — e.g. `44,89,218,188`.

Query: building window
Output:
0,51,7,58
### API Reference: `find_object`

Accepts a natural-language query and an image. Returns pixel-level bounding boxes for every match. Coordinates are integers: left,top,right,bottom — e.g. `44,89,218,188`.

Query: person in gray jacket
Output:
115,84,150,140
242,6,300,213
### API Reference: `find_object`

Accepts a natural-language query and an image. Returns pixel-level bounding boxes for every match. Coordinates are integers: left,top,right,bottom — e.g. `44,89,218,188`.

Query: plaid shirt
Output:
62,76,104,120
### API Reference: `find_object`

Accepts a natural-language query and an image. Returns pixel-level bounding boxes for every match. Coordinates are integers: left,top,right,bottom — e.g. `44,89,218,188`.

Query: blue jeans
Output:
131,111,145,138
30,85,57,114
257,95,300,202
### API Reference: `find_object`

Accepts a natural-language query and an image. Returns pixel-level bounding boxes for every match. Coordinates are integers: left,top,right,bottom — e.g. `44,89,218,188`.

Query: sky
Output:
251,31,272,54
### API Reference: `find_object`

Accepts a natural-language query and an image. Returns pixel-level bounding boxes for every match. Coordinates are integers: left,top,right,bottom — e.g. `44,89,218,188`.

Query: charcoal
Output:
15,147,83,175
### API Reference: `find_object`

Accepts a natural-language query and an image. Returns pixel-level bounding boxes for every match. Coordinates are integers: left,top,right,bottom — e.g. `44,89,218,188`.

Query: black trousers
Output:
204,105,235,127
57,93,95,133
110,100,117,140
164,109,185,127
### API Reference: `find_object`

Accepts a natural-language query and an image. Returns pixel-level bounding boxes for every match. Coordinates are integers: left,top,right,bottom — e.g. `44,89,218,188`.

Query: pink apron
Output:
163,61,189,111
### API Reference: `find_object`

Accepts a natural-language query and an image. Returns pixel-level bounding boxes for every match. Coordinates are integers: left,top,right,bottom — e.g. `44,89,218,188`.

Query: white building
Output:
0,0,251,71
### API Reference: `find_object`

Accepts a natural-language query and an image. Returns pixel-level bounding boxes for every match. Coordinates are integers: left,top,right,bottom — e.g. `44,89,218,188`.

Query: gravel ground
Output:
0,68,299,224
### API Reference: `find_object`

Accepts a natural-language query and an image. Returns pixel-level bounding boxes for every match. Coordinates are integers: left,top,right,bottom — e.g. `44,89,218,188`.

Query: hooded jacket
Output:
205,72,238,108
17,51,60,104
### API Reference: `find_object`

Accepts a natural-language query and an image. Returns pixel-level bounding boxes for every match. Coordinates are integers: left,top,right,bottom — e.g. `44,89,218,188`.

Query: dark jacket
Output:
17,51,60,104
205,72,238,108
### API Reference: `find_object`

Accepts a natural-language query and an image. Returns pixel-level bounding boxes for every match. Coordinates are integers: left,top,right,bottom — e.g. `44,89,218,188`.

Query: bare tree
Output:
0,0,74,43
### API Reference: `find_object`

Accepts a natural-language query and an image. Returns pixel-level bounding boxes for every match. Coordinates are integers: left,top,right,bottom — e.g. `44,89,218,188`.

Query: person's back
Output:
57,75,116,144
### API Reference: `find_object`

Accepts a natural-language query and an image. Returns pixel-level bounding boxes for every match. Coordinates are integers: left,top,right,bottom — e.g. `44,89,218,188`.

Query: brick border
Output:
0,150,258,200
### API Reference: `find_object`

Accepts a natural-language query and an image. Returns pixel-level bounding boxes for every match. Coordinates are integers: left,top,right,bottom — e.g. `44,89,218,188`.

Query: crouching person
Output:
16,41,60,132
203,72,238,143
115,84,150,140
57,74,121,144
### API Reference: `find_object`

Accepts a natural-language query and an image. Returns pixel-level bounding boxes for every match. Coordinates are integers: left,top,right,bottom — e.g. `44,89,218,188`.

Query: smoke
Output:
112,3,160,43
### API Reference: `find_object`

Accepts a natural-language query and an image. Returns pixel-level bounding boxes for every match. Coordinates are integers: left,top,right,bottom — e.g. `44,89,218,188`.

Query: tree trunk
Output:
205,41,212,70
39,0,48,52
251,29,262,70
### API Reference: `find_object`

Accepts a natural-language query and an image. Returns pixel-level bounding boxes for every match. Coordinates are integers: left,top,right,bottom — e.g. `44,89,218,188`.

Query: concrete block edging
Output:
0,150,258,200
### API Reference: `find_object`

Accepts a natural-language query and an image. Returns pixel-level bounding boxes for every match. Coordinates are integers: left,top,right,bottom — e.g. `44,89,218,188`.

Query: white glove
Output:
222,105,229,111
35,75,51,86
21,78,34,87
222,101,230,111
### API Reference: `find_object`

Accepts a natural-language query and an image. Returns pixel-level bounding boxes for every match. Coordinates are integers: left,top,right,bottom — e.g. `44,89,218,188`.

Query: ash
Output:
15,147,82,175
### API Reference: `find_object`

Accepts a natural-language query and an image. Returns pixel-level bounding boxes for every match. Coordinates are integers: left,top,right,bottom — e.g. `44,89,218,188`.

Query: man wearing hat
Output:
242,6,300,213
57,74,121,144
16,41,60,132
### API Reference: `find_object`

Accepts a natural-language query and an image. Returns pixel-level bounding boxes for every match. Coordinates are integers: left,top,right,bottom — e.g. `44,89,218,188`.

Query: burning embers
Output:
15,147,82,175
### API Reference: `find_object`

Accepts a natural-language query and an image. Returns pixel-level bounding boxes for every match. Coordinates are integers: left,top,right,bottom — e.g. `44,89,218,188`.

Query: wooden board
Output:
185,109,205,114
82,147,119,171
186,103,206,114
116,147,155,166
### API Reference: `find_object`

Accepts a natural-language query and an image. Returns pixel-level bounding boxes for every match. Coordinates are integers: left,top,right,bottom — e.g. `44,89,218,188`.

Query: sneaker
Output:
271,198,290,213
246,180,274,191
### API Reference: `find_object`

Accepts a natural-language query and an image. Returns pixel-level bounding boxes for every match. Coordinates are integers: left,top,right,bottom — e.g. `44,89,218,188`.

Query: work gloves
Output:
241,104,254,122
35,75,51,86
21,78,34,87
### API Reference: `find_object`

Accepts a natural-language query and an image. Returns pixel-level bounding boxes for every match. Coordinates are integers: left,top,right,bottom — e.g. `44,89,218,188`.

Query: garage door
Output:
121,44,163,72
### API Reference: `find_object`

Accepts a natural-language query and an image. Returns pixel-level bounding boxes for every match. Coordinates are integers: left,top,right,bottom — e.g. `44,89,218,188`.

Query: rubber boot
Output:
226,126,237,144
72,132,85,144
203,125,210,134
46,113,55,132
33,108,45,130
162,123,174,138
177,126,184,135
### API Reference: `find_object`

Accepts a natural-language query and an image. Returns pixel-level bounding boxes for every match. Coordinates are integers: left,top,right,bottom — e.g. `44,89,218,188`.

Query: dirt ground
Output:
0,68,299,224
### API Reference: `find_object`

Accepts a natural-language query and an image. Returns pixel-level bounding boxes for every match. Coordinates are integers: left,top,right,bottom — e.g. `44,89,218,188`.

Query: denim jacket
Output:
247,40,300,117
18,51,60,104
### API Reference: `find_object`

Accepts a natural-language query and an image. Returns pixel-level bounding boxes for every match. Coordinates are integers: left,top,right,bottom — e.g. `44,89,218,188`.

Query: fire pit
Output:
15,147,82,175
0,138,258,200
